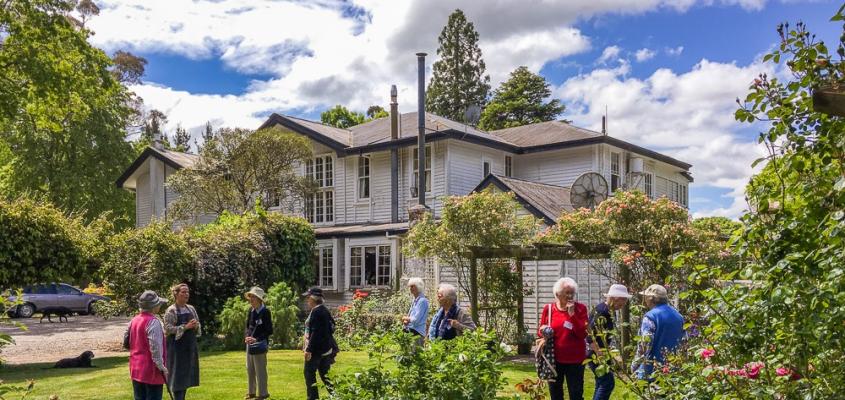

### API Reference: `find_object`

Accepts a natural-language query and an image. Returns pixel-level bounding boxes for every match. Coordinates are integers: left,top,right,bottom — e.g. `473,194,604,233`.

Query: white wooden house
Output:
117,111,692,330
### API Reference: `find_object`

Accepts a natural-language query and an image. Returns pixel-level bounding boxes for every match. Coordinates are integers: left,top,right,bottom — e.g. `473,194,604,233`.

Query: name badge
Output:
563,321,573,330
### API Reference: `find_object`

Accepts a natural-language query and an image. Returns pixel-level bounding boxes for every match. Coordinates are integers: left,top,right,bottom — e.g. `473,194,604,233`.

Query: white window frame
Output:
680,184,688,207
315,243,337,290
610,152,621,193
482,160,491,177
644,173,653,199
504,155,513,177
357,155,370,200
411,145,432,194
346,239,395,289
304,154,334,224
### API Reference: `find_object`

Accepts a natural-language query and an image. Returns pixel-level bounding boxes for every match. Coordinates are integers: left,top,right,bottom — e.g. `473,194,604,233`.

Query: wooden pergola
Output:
813,85,845,117
464,241,612,339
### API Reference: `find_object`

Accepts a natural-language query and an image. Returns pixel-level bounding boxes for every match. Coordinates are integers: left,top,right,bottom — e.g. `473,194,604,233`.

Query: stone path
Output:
0,315,130,365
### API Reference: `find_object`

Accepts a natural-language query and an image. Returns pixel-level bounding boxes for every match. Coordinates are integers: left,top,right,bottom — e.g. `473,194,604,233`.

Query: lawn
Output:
0,350,628,399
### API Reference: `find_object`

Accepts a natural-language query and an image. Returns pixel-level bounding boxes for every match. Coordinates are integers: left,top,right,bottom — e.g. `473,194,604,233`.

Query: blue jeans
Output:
590,363,615,400
132,380,163,400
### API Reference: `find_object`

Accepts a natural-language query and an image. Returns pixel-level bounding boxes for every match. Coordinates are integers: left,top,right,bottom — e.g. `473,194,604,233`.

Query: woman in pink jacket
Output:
128,290,168,400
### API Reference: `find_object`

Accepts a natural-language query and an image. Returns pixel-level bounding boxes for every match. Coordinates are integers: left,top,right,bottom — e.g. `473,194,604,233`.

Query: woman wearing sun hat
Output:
128,290,169,400
302,287,338,400
244,286,272,400
586,284,632,400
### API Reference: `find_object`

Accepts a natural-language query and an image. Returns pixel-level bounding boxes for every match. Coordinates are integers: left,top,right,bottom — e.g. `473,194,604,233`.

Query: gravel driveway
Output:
0,315,130,365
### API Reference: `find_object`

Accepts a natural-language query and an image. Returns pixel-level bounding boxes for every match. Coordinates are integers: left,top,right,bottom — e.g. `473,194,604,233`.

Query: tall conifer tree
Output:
426,9,490,122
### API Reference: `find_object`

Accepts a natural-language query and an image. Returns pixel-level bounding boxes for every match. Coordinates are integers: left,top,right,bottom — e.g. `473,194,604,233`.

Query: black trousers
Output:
548,362,585,400
304,353,333,400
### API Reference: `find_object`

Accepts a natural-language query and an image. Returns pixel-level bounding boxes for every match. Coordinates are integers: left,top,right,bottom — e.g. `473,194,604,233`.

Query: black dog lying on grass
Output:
39,307,73,323
53,351,95,368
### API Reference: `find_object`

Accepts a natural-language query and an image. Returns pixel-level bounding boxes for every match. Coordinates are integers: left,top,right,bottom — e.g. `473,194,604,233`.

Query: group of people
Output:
124,277,682,400
126,284,339,400
538,278,685,400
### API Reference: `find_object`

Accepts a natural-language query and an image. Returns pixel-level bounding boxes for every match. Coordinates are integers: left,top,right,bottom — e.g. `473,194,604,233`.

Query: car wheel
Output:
85,301,97,316
17,303,35,318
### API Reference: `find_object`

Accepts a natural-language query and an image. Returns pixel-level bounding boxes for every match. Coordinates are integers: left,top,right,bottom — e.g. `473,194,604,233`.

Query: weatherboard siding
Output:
514,147,595,189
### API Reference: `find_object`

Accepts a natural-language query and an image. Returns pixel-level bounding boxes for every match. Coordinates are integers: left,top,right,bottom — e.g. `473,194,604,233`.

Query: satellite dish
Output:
570,172,610,210
464,104,481,126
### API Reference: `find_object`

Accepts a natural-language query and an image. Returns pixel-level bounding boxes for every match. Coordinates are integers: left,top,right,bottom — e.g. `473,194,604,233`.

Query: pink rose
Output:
745,362,764,379
699,348,715,359
776,367,790,377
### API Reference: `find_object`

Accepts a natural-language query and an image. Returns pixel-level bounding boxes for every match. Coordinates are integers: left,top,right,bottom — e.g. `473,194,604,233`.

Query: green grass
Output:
0,351,627,399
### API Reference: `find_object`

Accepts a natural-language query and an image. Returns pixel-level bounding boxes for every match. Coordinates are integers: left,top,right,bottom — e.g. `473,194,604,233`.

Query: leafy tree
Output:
0,0,137,226
166,126,314,222
198,121,215,147
426,9,490,122
110,50,147,85
645,12,845,399
320,105,367,128
366,105,388,119
142,109,168,142
172,123,191,152
404,190,539,335
478,66,565,130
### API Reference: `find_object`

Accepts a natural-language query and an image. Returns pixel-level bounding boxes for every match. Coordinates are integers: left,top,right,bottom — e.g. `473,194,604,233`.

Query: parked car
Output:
6,283,110,318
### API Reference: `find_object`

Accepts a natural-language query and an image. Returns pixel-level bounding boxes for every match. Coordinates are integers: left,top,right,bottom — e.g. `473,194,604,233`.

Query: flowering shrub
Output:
334,290,414,350
328,329,514,400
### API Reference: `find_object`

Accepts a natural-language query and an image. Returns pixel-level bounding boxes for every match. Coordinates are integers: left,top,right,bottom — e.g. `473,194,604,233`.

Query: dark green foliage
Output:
99,222,192,312
259,211,317,291
329,329,510,399
426,9,490,122
216,295,251,350
478,66,565,130
0,197,87,288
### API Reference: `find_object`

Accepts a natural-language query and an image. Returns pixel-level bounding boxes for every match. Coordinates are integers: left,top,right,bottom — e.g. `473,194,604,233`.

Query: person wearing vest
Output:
586,284,631,400
302,287,338,400
428,283,476,341
244,287,272,400
163,284,201,400
401,277,429,345
630,284,685,381
129,290,168,400
537,277,589,400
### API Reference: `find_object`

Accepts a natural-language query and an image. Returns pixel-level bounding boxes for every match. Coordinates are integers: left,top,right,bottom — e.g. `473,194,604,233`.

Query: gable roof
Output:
115,147,199,189
258,112,691,170
474,175,573,225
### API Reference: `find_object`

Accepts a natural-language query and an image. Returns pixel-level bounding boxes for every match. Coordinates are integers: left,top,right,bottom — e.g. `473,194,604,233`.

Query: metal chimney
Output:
152,132,164,150
390,85,399,223
416,53,426,206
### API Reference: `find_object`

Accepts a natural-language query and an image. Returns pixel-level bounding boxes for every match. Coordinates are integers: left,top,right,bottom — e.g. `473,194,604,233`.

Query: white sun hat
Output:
604,284,632,299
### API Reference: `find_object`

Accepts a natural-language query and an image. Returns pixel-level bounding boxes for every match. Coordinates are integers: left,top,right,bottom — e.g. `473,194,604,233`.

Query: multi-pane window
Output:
680,184,688,207
358,156,370,199
610,152,621,192
265,189,282,209
349,245,392,287
412,146,432,193
316,247,333,288
305,155,334,223
505,156,513,177
671,181,680,202
483,161,491,177
644,174,653,199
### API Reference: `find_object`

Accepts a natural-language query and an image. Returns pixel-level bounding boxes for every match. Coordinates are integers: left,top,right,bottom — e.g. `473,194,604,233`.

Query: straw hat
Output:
604,284,632,299
244,286,266,302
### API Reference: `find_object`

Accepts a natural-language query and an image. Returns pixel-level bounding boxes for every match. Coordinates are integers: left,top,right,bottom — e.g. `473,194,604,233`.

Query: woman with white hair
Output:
537,277,589,400
427,283,476,341
402,278,430,342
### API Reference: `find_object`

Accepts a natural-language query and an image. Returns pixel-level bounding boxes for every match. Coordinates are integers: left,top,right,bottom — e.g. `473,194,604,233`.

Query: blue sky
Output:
86,0,844,218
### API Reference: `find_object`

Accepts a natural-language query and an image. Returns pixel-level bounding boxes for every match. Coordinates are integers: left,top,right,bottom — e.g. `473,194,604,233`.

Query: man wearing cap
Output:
128,290,168,400
244,286,272,400
302,287,338,400
630,284,685,381
586,284,631,400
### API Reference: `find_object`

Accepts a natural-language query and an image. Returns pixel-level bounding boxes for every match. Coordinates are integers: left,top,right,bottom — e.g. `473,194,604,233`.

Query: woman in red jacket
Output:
538,277,589,400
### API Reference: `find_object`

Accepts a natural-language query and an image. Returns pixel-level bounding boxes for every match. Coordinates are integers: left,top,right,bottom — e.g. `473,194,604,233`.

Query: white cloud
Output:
666,46,685,56
555,59,775,218
597,46,623,65
635,48,656,62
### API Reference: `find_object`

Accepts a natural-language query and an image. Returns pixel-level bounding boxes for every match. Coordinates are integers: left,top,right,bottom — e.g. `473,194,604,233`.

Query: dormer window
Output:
305,155,334,223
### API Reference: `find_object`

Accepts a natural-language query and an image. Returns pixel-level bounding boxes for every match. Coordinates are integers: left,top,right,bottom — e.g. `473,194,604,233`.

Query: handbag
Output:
535,303,558,382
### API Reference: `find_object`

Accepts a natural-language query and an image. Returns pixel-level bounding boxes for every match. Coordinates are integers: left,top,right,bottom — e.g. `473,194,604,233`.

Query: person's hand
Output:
245,336,256,345
304,351,312,361
160,366,169,377
448,319,460,329
186,319,198,330
566,301,575,315
401,316,411,325
536,338,546,348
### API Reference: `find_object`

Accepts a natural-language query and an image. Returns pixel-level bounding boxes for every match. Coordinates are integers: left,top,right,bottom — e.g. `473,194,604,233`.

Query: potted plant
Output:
517,332,534,355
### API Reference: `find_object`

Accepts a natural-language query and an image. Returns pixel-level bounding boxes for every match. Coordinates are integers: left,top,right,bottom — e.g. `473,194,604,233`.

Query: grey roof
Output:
116,147,200,189
283,115,353,147
347,112,512,148
474,175,573,223
489,120,601,147
315,222,409,238
156,148,200,168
